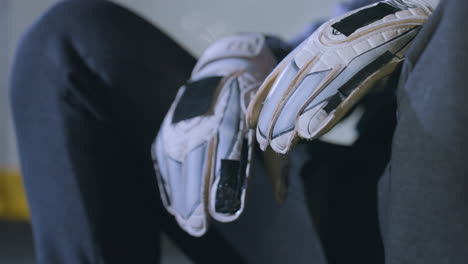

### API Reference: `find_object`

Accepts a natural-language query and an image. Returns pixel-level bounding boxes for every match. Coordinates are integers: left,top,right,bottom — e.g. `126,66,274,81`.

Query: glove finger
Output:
252,39,314,153
152,130,175,215
256,58,299,151
209,135,251,222
154,131,213,237
245,53,290,129
208,77,252,222
153,79,222,237
268,66,332,153
175,139,214,237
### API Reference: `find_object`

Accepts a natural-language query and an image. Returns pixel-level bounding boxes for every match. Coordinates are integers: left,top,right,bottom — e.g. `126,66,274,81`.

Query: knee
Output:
19,0,166,58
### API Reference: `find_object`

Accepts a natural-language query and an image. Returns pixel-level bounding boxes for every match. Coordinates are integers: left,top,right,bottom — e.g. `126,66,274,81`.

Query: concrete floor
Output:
0,221,191,264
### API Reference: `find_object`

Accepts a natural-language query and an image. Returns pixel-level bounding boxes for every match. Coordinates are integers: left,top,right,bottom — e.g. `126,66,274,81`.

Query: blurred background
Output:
0,0,340,263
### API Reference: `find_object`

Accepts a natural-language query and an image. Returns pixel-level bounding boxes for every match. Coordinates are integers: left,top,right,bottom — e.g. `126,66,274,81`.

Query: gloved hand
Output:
152,33,279,236
246,0,439,154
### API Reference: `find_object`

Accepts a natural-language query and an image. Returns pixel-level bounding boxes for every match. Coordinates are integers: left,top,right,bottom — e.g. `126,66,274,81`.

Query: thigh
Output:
380,1,468,263
10,1,241,263
214,147,327,264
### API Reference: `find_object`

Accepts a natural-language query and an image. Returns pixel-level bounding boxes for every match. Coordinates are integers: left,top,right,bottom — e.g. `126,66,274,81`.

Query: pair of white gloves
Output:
152,0,439,236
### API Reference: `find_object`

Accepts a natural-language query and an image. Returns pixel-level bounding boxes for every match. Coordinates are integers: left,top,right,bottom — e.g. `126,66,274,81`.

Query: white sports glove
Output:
152,33,278,236
247,0,439,154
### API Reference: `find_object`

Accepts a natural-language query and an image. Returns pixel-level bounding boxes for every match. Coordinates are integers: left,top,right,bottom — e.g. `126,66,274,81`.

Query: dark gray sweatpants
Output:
379,0,468,263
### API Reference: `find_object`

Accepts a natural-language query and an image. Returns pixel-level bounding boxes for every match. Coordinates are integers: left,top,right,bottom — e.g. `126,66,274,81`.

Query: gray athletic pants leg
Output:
379,0,468,263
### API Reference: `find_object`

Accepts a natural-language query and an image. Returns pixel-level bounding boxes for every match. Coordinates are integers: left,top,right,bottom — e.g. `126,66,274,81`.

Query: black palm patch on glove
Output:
215,139,249,214
332,3,402,37
172,76,223,123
